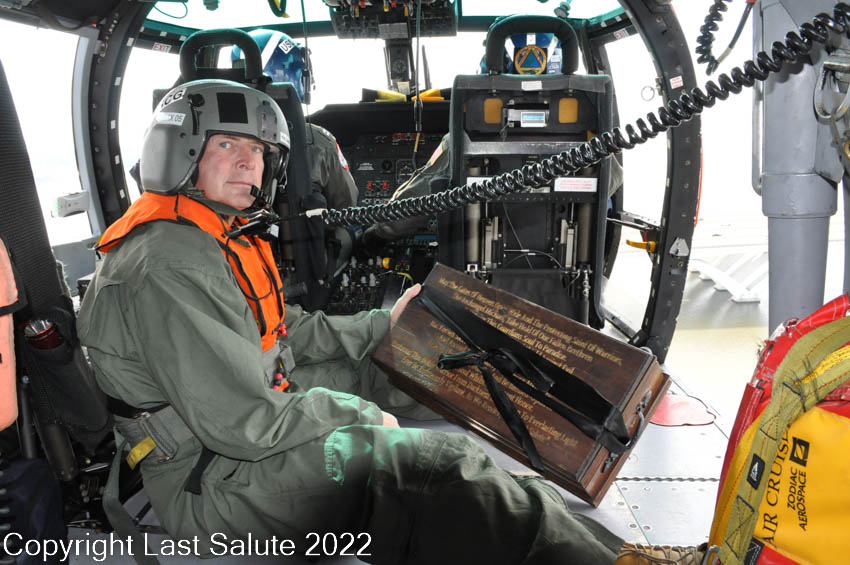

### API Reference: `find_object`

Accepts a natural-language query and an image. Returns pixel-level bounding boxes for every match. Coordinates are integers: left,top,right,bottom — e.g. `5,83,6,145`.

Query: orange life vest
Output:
97,192,285,352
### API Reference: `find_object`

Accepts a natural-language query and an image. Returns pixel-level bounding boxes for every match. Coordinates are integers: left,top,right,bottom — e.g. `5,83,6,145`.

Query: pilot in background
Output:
233,29,358,212
77,78,702,564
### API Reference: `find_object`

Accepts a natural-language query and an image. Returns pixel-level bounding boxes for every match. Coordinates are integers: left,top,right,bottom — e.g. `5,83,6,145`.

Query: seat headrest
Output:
483,15,579,75
180,28,264,84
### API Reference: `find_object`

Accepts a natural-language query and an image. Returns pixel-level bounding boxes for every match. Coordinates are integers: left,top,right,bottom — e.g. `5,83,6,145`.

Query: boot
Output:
614,542,706,565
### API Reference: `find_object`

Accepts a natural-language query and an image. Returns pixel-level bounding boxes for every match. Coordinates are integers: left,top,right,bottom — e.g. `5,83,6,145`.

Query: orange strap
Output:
0,240,19,430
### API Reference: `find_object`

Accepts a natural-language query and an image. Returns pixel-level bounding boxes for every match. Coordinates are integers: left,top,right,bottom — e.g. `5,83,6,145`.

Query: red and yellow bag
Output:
709,295,850,565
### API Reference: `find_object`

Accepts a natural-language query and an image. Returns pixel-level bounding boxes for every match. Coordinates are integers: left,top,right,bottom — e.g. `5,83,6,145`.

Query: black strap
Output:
106,395,215,496
0,236,25,314
183,447,216,495
417,286,635,458
440,349,546,472
106,395,168,419
0,301,24,317
0,62,67,321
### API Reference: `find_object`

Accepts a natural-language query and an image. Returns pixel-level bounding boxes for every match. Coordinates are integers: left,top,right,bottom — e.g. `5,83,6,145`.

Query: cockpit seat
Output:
442,15,614,328
167,28,328,311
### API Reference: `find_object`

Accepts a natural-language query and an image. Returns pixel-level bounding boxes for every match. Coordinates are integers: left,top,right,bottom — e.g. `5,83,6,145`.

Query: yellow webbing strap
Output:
126,436,156,470
717,316,850,565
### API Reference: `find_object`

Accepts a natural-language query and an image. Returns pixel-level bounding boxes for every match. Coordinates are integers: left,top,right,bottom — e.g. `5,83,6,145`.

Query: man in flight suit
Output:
78,79,701,565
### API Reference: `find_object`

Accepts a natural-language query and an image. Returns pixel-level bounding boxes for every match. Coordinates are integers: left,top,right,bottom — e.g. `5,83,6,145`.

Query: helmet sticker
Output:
157,87,186,111
336,143,349,170
278,38,296,55
154,112,186,126
514,45,547,75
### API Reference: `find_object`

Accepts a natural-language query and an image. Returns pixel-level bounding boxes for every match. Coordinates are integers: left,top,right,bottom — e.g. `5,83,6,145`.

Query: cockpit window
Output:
0,20,90,246
461,0,622,19
146,1,625,28
119,46,179,201
147,0,331,29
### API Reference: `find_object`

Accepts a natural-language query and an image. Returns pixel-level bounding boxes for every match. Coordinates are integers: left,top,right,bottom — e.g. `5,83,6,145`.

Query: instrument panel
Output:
347,131,444,207
309,102,449,314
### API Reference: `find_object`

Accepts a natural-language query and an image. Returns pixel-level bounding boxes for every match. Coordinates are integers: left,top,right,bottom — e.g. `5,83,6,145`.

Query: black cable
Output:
412,0,424,168
321,3,850,228
696,0,756,75
725,3,756,62
503,249,564,270
695,0,734,74
502,207,533,269
414,0,423,108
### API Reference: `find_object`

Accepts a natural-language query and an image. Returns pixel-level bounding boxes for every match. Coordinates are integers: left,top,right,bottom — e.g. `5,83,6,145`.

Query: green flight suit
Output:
306,123,358,278
307,123,358,211
78,219,622,564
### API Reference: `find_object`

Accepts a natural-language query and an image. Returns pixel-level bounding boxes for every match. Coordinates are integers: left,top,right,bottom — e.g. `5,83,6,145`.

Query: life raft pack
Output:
709,294,850,565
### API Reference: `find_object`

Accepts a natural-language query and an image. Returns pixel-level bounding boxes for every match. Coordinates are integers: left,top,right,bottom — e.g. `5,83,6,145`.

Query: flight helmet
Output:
232,29,309,102
140,79,290,215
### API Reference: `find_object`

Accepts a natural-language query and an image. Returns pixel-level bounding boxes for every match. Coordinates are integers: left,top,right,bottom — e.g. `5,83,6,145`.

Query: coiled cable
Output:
696,0,757,75
323,2,850,228
695,0,734,74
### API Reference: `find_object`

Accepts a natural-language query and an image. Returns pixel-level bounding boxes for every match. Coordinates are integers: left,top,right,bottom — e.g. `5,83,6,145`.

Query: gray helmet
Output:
140,79,290,214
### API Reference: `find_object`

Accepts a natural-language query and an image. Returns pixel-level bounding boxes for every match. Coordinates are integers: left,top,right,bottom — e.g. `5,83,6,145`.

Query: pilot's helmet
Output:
140,79,290,215
479,32,563,75
232,29,308,102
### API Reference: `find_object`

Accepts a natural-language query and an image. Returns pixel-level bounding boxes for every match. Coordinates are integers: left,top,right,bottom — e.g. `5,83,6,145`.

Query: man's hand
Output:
381,411,399,428
390,283,421,327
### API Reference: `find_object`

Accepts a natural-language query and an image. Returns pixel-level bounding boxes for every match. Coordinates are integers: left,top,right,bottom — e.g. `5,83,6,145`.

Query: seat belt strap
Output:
107,395,216,494
126,437,157,470
717,316,850,565
183,447,216,495
102,440,160,565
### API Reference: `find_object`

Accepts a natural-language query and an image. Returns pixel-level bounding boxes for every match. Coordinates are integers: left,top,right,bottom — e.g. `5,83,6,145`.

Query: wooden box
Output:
372,263,669,506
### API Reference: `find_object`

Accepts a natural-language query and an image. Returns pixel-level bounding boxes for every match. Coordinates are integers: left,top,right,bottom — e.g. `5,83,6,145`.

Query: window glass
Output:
461,0,622,19
0,20,89,246
148,0,330,29
119,47,181,201
307,32,487,106
147,0,624,30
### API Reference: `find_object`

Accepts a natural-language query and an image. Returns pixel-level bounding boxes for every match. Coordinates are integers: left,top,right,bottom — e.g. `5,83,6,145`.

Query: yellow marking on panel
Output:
484,98,503,124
